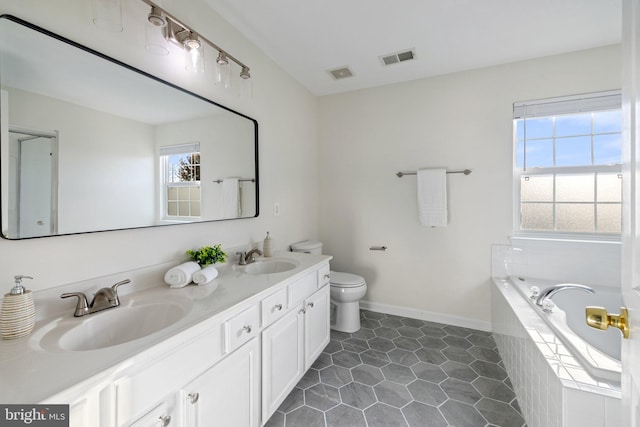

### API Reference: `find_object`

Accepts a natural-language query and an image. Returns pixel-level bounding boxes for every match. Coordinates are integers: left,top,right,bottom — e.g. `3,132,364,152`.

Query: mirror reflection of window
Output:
160,143,201,219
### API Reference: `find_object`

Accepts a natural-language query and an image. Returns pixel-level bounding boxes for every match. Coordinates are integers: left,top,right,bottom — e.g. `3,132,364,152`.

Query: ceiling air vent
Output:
380,49,416,66
327,66,354,80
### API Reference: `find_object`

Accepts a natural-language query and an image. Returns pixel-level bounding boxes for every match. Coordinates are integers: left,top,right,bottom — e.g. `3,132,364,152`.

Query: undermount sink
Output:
240,258,298,275
34,297,192,352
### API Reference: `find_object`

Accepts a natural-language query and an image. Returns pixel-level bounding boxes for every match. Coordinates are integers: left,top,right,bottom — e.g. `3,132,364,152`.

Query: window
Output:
160,143,201,219
513,91,622,238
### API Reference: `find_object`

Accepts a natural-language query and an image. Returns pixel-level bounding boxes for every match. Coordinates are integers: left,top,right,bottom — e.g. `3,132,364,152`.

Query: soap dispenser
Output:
0,275,36,340
263,232,273,257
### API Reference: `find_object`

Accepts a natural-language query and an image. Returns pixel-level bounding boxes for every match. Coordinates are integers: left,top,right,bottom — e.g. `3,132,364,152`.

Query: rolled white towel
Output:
164,262,201,288
193,266,219,285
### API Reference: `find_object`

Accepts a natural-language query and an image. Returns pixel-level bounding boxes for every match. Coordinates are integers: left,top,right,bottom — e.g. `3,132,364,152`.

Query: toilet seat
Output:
330,271,365,288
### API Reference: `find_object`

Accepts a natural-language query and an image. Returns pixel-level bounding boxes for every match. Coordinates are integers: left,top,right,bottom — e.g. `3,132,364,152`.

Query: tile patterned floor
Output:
265,310,527,427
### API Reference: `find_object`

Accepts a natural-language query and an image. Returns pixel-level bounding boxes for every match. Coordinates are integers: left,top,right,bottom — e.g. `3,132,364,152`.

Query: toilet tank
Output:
290,240,323,255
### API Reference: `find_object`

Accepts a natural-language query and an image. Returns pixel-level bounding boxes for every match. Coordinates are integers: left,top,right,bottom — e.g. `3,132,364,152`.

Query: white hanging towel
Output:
222,177,240,218
417,168,448,227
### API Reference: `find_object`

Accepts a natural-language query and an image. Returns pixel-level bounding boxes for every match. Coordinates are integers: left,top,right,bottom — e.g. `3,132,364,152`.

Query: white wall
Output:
0,0,318,292
318,45,622,327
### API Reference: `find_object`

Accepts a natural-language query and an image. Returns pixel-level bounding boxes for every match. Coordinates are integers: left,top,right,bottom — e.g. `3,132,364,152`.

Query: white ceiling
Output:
205,0,622,96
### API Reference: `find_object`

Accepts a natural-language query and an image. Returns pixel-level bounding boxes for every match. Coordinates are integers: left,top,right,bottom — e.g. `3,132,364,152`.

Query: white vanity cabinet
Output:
261,273,330,423
24,257,332,427
181,337,260,427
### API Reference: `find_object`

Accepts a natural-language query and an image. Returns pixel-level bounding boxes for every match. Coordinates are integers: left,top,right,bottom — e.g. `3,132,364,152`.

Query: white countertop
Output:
0,252,331,404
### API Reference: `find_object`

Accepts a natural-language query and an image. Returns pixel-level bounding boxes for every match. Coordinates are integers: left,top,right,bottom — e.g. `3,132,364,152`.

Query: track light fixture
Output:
94,0,251,85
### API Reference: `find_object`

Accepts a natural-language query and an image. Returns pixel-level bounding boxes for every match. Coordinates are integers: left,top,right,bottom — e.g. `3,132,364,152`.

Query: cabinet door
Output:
182,338,260,427
304,285,330,369
261,305,305,422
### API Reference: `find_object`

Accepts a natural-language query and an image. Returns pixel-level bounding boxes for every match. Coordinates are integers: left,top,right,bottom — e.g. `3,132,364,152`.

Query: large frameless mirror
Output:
0,15,259,239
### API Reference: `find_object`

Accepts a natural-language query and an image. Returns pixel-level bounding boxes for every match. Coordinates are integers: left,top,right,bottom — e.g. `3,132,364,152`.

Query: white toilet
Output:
291,240,367,333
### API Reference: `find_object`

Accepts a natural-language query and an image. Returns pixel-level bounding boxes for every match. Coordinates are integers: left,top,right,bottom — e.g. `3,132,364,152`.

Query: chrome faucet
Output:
60,279,131,317
535,283,595,306
236,249,263,265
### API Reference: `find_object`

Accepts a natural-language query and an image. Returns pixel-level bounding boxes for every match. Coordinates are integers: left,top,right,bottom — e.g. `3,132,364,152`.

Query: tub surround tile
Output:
492,277,621,427
269,309,526,427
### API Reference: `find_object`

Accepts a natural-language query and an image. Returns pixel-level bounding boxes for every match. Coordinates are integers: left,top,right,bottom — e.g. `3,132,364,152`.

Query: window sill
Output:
510,234,621,245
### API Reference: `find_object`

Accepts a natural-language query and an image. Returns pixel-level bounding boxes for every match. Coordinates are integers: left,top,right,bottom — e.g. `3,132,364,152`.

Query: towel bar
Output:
396,169,471,178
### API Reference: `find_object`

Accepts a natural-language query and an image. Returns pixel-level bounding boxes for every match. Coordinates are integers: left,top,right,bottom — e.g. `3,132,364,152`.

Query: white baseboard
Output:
359,300,492,333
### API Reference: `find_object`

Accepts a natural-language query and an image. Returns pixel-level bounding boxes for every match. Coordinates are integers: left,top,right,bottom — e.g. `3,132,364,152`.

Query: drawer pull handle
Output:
299,308,306,315
243,325,252,334
324,274,330,279
188,392,200,404
307,302,314,309
158,415,171,426
274,303,283,311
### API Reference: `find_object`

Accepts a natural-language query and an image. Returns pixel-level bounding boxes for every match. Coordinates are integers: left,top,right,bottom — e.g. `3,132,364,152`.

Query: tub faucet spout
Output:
535,283,595,306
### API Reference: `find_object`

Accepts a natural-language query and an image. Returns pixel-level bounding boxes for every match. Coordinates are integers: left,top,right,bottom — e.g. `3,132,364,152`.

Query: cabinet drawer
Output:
262,287,287,326
224,304,260,353
114,326,222,426
288,272,317,308
317,264,331,288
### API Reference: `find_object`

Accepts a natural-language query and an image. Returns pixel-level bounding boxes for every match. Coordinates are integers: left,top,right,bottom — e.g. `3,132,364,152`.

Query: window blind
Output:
159,142,200,156
513,90,621,119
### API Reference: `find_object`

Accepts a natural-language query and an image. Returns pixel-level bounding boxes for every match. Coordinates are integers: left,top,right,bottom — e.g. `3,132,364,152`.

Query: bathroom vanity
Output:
0,252,331,427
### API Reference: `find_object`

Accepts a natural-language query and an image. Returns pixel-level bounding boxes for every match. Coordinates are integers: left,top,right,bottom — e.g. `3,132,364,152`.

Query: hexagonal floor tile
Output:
368,336,397,352
381,363,417,385
440,377,482,405
402,401,448,427
411,362,448,383
278,387,304,413
468,346,502,363
297,368,320,389
342,337,369,353
439,399,487,427
373,381,413,408
406,379,447,406
332,350,362,369
374,326,401,339
305,383,341,411
467,333,497,349
472,377,516,403
419,325,447,338
442,335,473,349
470,360,508,381
365,402,408,427
441,360,479,382
320,365,353,387
392,336,421,351
360,349,391,367
388,348,419,366
339,382,377,409
351,364,385,386
442,346,475,364
379,317,404,328
325,404,367,427
285,405,325,427
397,325,424,338
443,325,473,338
400,318,425,328
414,347,446,365
476,397,526,426
416,336,447,350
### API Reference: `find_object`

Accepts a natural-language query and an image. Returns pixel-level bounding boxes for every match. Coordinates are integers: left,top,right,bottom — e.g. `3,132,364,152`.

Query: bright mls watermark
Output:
0,405,69,426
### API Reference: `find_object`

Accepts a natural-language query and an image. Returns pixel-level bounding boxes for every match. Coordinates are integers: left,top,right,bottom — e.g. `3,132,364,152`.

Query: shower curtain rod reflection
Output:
213,178,256,183
396,169,472,178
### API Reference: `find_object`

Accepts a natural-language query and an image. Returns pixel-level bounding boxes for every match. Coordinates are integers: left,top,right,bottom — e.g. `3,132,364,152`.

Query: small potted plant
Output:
186,244,228,267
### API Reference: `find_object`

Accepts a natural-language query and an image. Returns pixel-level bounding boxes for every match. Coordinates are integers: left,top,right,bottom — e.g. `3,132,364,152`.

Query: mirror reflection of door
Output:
9,129,58,238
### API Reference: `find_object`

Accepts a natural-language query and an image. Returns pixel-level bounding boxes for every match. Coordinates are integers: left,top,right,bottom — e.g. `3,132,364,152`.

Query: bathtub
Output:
492,276,621,427
509,276,621,383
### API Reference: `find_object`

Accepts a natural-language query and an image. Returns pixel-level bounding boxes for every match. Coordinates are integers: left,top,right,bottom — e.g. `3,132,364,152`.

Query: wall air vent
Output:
380,49,416,66
327,66,354,80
